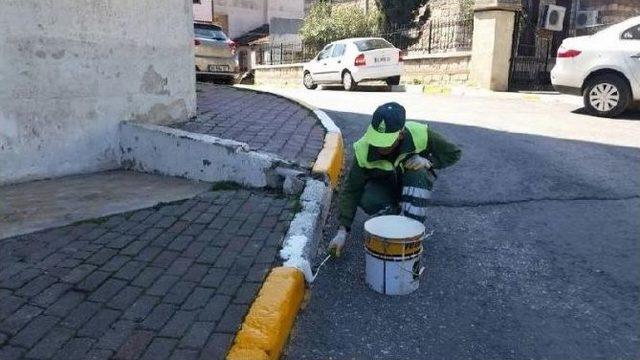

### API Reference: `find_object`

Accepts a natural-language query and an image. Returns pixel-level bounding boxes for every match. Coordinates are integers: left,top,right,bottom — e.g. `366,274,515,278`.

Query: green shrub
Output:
300,3,382,47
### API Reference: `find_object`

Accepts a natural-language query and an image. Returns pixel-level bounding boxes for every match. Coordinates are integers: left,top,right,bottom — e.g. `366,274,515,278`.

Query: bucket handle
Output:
420,229,435,242
397,243,426,279
397,261,425,279
394,229,432,277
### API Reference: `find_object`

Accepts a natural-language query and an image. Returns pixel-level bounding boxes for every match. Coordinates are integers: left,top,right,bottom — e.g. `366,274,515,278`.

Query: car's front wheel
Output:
583,74,631,117
342,71,356,91
303,72,317,90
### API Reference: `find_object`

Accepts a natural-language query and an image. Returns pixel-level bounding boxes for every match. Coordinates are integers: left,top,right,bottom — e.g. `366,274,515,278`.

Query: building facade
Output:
1,0,196,185
193,0,304,39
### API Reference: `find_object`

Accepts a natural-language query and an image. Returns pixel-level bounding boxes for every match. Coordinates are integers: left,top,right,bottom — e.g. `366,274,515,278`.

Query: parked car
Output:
303,37,404,91
551,16,640,117
194,23,239,82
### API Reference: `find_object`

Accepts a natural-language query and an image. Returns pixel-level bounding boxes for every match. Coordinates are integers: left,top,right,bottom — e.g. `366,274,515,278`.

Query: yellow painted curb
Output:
522,94,541,101
312,131,344,188
422,84,452,95
227,267,305,360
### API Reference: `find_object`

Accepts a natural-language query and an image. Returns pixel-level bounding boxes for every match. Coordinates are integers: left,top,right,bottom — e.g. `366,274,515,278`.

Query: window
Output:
318,44,333,60
194,26,228,41
332,43,346,57
353,38,393,51
621,25,640,40
193,0,201,3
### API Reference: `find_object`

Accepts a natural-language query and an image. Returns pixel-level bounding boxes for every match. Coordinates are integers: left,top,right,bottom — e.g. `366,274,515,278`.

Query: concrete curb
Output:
279,179,332,281
226,86,344,360
226,267,305,360
226,179,331,360
118,122,290,188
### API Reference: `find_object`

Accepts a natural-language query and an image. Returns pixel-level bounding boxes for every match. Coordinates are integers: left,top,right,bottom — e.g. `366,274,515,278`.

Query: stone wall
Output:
0,0,196,185
429,0,473,21
253,52,471,87
255,64,305,87
403,52,472,85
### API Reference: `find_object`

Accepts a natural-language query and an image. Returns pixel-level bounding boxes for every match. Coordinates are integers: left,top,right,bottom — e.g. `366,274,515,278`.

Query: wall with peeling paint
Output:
0,0,197,185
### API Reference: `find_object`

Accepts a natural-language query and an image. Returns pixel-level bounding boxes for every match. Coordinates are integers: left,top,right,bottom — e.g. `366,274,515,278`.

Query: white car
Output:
302,37,404,91
551,16,640,117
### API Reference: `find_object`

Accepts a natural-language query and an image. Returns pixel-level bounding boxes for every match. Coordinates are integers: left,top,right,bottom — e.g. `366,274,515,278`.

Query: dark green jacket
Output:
338,125,461,228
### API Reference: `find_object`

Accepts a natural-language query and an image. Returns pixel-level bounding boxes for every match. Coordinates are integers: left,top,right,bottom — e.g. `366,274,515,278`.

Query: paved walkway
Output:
0,189,296,360
174,84,325,168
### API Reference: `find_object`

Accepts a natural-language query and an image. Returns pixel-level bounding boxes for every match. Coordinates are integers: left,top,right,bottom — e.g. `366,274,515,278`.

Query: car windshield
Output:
353,38,393,51
194,27,228,41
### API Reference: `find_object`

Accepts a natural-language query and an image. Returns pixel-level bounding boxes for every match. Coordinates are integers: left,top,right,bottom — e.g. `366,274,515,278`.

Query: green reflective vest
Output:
353,121,429,171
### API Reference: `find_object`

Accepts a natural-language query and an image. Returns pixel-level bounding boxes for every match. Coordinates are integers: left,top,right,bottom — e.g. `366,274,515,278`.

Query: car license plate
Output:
208,65,229,72
374,57,390,63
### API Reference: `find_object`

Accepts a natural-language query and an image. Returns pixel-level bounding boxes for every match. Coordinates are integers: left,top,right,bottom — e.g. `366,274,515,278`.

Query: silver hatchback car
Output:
194,23,239,82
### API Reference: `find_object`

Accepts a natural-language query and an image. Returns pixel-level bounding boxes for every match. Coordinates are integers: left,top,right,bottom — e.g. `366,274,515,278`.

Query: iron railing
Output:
256,17,473,66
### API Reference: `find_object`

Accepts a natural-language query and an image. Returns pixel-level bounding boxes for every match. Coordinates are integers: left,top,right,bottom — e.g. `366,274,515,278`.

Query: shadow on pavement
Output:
570,107,640,121
319,84,392,92
195,73,236,85
285,108,640,360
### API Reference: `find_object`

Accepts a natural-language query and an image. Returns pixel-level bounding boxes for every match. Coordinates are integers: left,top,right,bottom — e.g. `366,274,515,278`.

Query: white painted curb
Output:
279,179,332,283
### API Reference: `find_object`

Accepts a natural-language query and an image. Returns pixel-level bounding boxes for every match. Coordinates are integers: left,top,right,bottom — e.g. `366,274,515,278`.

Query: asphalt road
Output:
268,86,640,360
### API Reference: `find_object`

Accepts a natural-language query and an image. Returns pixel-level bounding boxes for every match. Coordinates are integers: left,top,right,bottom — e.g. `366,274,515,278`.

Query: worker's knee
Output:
359,194,396,215
402,168,432,190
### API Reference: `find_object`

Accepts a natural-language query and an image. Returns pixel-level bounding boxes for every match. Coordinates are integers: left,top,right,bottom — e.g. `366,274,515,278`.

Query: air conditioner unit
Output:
540,4,566,31
576,10,599,28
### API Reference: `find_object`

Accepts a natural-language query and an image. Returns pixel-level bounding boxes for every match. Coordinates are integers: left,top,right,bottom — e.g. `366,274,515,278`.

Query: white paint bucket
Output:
363,215,426,295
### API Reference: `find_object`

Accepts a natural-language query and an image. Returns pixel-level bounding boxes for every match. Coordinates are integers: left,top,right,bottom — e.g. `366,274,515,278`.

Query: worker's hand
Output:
328,226,348,257
404,155,432,171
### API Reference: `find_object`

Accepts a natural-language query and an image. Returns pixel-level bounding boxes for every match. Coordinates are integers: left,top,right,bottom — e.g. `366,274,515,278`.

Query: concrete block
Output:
119,122,290,188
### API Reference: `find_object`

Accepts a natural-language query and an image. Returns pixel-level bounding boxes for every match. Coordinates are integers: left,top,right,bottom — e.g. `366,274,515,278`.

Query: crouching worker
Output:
329,102,461,257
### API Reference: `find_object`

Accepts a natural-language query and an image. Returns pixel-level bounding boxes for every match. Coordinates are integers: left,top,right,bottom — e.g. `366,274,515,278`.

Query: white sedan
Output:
551,16,640,117
302,37,404,91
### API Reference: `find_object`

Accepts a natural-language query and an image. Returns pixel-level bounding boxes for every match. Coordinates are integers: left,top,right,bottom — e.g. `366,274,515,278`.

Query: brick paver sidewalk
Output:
174,84,325,168
0,189,295,360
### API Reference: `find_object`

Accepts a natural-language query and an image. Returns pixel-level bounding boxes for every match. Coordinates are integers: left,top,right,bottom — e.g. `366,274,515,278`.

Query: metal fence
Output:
388,17,473,55
256,17,473,66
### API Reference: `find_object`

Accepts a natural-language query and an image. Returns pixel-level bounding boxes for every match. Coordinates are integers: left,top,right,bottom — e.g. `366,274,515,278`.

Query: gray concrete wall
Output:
0,0,197,185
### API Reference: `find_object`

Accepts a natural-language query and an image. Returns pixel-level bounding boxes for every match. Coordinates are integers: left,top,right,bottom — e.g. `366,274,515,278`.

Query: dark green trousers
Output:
359,168,432,222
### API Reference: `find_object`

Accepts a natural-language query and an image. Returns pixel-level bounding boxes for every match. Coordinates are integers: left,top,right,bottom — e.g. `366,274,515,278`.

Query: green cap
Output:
364,102,406,147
